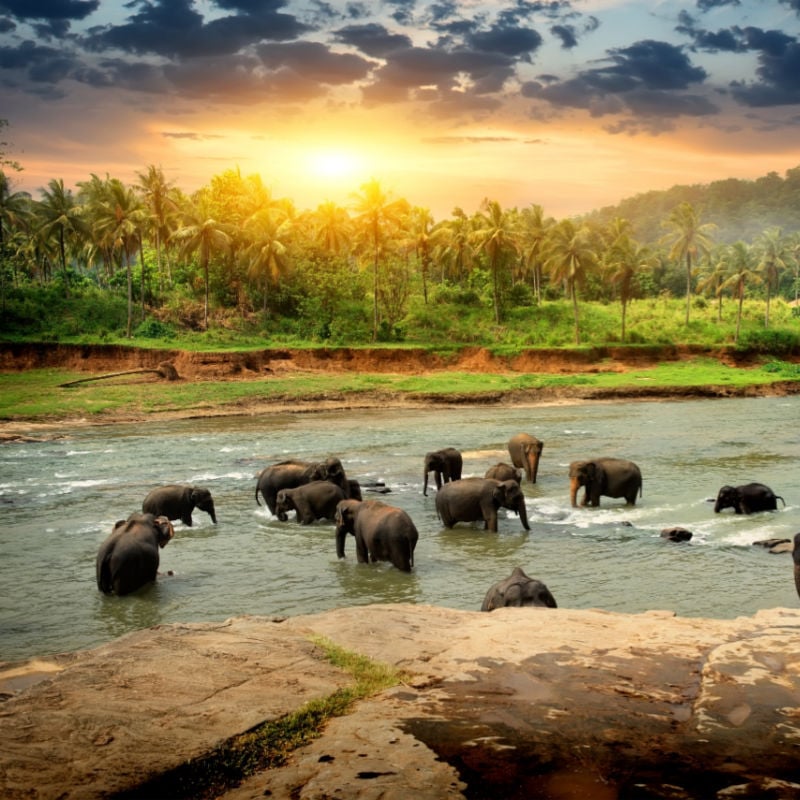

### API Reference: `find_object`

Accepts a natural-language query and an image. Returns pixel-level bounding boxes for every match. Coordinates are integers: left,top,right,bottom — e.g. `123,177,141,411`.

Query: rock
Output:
3,605,800,799
753,537,794,554
661,527,693,542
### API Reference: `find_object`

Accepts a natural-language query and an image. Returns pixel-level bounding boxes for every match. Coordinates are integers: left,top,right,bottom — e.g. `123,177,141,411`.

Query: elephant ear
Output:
154,516,175,547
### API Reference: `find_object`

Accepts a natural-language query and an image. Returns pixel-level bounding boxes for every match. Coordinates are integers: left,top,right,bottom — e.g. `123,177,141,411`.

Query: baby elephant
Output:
481,566,558,611
142,484,216,526
335,498,419,571
484,462,522,483
275,480,346,524
96,512,174,596
714,482,785,514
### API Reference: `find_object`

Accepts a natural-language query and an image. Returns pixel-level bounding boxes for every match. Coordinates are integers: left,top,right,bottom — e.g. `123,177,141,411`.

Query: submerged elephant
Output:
96,512,174,596
255,456,354,518
423,447,463,496
569,457,642,507
714,482,785,514
508,433,544,483
436,477,530,533
481,566,557,611
485,462,522,483
142,484,217,527
275,480,346,524
335,498,419,571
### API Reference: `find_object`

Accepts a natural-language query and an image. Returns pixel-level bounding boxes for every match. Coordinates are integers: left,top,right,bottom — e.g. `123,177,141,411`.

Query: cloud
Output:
333,22,412,57
0,0,99,22
256,41,374,84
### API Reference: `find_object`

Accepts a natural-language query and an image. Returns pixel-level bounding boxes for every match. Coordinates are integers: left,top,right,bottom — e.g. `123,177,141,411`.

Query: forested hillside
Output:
584,166,800,246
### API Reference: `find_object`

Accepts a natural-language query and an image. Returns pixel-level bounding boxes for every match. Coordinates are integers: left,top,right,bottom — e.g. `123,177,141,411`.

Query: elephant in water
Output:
423,447,463,496
142,484,216,527
96,512,174,596
481,566,558,611
255,456,355,518
275,480,346,524
569,457,642,507
714,482,785,514
435,477,530,533
508,433,544,483
335,498,419,572
485,462,522,483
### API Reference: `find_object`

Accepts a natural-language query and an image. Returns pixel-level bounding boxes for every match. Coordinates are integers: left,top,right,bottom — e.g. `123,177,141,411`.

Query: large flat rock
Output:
3,605,800,799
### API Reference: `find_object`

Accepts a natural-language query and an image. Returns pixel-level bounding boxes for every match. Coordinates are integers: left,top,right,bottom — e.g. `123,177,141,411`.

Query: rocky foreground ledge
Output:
3,605,800,800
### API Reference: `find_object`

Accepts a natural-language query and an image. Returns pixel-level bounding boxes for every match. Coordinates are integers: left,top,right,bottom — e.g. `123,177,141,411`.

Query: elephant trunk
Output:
207,501,217,524
529,452,540,484
793,534,800,599
335,525,347,559
422,469,429,497
569,477,581,508
518,497,530,531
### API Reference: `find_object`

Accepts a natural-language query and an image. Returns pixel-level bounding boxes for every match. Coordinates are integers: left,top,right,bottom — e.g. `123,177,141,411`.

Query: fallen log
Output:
59,361,180,387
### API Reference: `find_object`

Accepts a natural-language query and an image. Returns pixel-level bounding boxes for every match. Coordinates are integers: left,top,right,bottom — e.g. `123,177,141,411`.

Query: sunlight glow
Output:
307,149,361,180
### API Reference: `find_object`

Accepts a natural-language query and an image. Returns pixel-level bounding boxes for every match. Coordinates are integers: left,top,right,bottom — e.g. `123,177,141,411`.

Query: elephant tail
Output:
255,483,262,506
777,494,786,507
97,553,114,594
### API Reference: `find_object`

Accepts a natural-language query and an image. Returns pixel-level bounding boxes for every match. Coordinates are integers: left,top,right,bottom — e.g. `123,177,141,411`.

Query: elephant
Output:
793,533,800,599
508,433,544,483
255,456,354,518
96,512,174,596
714,482,785,514
435,477,530,533
569,457,642,507
484,462,522,483
481,566,558,611
335,499,419,572
142,484,216,527
423,447,463,496
275,480,346,524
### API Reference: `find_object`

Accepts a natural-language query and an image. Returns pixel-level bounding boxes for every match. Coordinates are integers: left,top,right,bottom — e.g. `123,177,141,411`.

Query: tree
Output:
518,204,553,303
351,179,408,341
135,164,177,289
407,206,434,304
660,202,716,325
430,207,474,284
542,219,596,345
696,248,728,322
603,217,646,342
754,226,787,329
34,178,88,296
243,206,293,314
470,199,519,324
719,241,760,344
0,170,31,303
175,193,231,330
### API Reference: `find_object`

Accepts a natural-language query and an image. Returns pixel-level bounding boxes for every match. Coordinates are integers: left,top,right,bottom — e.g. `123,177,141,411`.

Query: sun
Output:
307,149,361,180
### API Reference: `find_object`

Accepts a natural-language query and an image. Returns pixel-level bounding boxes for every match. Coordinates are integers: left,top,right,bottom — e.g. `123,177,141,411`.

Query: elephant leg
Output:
355,534,370,564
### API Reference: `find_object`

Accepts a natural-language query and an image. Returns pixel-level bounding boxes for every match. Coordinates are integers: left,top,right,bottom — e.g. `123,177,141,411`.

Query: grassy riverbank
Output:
2,356,799,427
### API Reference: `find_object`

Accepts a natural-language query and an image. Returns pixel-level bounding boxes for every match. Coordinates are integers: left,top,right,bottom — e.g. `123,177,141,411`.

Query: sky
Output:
2,0,800,219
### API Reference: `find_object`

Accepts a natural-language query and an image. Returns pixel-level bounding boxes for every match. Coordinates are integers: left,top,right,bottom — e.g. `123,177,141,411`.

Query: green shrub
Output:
736,328,799,354
134,318,176,339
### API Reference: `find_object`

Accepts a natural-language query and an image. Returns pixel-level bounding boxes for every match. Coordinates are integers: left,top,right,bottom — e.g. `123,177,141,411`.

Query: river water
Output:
1,396,798,663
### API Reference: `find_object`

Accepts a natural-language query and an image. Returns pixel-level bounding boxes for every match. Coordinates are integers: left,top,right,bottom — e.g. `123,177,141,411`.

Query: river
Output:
1,396,798,663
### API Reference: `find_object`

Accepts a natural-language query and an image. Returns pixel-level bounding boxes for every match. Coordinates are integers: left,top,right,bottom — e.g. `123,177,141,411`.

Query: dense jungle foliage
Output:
1,120,799,352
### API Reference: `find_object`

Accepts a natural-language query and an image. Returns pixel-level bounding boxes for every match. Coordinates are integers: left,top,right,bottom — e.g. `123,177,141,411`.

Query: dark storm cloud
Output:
256,41,373,83
33,18,71,39
85,0,308,60
333,22,412,57
0,38,76,82
466,23,543,58
0,0,99,21
550,24,577,49
520,39,716,125
73,57,170,92
0,17,15,33
730,38,800,106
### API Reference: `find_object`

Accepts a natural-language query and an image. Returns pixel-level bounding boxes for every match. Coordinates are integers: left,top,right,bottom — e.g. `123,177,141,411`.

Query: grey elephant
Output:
793,532,800,600
275,480,346,524
714,482,785,514
485,462,522,483
435,477,530,533
142,484,217,527
481,566,558,611
96,512,175,596
423,447,463,496
255,456,354,517
508,433,544,483
569,457,642,507
335,498,419,572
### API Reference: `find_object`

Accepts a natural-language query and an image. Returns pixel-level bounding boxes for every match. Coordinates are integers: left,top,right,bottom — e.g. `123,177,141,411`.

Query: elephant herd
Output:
95,431,791,610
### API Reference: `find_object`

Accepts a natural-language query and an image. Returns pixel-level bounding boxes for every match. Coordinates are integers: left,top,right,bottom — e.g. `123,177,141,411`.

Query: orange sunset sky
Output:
2,0,800,219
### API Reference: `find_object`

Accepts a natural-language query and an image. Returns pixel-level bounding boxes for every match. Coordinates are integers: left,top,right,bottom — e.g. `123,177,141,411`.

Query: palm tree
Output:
407,206,434,303
603,218,646,342
542,219,596,345
754,226,788,329
135,164,177,290
174,192,231,330
34,178,88,296
243,206,293,314
518,204,553,303
719,241,760,344
312,200,352,256
87,177,146,337
696,248,728,322
470,199,519,324
350,179,408,341
430,207,474,284
660,202,716,325
0,170,31,303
